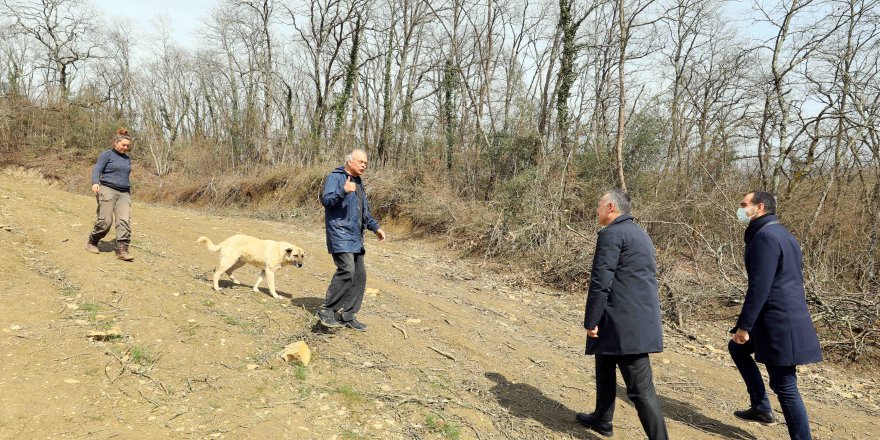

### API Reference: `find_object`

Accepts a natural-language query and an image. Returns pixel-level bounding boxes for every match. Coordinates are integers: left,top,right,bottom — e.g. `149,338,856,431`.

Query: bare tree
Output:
1,0,98,101
614,0,658,191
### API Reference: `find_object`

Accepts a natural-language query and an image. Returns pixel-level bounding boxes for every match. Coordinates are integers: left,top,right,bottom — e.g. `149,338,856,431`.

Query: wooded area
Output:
1,0,878,360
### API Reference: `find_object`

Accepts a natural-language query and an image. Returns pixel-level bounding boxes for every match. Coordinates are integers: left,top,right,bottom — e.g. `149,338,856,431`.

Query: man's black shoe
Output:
734,408,777,425
343,318,368,331
576,412,613,437
316,312,344,328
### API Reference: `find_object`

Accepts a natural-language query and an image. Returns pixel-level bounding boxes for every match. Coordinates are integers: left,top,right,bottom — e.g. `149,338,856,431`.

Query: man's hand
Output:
343,176,356,193
731,328,750,344
91,183,100,195
586,326,599,338
375,229,386,242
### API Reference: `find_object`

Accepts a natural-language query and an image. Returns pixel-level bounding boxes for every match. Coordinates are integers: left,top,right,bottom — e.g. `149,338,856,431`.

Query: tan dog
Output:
197,234,304,299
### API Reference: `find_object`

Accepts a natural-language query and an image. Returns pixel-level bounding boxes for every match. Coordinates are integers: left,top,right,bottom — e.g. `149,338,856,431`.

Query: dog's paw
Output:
271,293,281,299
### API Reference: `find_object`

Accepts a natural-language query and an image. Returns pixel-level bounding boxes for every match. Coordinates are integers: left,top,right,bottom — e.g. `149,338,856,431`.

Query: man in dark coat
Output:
576,190,669,439
729,191,822,440
316,149,386,331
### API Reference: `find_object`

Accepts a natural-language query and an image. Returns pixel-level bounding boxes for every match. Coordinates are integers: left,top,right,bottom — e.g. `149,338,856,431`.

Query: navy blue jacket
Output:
321,166,380,254
736,214,822,366
584,214,664,355
92,148,131,192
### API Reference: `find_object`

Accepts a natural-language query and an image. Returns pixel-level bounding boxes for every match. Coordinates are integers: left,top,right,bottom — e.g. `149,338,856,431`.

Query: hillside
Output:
0,168,877,439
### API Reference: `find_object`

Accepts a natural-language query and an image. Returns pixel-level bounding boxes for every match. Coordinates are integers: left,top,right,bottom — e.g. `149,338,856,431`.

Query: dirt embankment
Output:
0,169,878,439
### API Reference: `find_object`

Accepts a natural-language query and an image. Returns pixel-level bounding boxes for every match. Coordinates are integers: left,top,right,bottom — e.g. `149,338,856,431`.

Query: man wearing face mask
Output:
729,191,822,440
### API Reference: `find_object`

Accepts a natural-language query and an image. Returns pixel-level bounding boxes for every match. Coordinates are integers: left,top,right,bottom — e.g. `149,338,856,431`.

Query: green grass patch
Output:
298,386,312,398
220,314,260,335
294,364,307,380
80,302,100,313
426,414,460,440
129,345,154,366
223,316,244,326
339,431,365,440
334,385,365,405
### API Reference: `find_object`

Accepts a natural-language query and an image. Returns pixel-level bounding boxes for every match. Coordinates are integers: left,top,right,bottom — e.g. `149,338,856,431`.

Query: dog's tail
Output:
197,236,221,252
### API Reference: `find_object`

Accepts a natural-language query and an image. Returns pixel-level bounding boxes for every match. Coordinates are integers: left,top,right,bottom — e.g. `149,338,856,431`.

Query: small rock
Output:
9,324,21,331
365,288,380,295
279,341,312,366
405,319,421,324
362,361,375,368
661,359,671,365
187,319,196,323
86,328,123,341
246,364,259,371
94,314,109,321
67,303,79,311
74,320,89,326
64,378,80,384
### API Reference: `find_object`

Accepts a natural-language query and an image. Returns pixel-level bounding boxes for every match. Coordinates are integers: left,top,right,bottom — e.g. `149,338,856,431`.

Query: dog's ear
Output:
284,248,294,255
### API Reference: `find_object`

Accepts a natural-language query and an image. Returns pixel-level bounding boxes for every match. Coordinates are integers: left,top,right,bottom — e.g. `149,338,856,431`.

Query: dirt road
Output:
0,168,877,439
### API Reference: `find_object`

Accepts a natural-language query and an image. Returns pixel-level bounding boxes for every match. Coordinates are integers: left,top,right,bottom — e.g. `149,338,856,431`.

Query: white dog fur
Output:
197,234,304,299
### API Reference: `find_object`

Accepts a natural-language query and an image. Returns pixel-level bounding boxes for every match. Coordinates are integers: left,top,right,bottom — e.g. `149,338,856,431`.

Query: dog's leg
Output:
212,269,223,291
213,255,238,291
253,269,265,293
266,269,280,299
226,261,246,285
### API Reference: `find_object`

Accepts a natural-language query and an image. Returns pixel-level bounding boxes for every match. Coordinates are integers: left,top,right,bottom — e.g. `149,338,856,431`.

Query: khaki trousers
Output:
89,186,131,243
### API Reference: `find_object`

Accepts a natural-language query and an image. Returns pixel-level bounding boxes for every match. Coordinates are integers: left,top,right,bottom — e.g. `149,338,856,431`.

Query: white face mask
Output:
736,207,754,226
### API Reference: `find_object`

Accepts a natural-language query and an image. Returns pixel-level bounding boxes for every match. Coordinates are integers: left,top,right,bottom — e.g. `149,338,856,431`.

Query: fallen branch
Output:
391,323,408,339
429,346,457,362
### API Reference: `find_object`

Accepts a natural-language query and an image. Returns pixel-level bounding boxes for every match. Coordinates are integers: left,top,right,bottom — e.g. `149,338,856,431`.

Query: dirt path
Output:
0,169,878,439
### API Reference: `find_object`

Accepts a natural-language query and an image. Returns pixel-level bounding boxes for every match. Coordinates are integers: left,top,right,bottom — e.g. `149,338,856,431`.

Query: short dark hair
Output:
603,189,632,214
748,191,776,214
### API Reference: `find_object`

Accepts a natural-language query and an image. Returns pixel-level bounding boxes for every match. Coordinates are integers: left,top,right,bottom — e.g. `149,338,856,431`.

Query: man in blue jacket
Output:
577,190,668,439
729,191,822,440
316,149,386,331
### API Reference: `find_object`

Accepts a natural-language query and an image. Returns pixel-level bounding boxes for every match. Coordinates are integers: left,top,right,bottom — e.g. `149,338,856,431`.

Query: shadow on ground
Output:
485,372,757,440
291,296,323,313
485,372,601,439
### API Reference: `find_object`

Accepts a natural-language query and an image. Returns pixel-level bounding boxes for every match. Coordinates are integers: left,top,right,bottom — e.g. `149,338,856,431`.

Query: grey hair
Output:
602,189,632,214
345,149,367,163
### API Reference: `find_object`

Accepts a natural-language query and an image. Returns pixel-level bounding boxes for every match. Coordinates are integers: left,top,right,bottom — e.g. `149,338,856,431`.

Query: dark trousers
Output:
728,340,812,440
319,252,366,322
594,353,669,440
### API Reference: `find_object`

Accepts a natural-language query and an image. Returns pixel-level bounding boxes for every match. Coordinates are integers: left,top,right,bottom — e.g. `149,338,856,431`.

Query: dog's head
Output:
283,244,305,268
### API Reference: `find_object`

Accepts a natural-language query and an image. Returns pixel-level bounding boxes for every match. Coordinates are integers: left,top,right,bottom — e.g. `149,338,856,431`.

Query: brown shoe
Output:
85,237,100,254
115,242,134,261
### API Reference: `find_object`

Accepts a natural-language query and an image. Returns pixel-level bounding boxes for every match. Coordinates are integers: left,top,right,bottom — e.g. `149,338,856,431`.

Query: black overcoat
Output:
735,214,822,366
584,214,664,355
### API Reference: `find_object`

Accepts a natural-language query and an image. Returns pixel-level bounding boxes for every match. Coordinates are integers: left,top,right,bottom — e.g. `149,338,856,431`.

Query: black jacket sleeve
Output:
584,228,622,329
